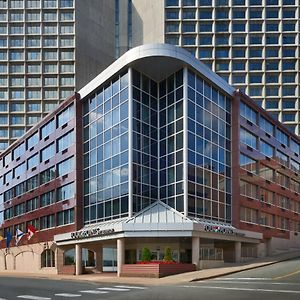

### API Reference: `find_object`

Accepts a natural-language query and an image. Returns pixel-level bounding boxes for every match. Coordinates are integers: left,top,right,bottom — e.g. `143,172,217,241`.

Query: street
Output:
0,257,299,300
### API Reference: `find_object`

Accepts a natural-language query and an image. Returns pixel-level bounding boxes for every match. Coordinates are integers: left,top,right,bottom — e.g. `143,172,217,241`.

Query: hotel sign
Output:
71,228,115,239
204,225,234,235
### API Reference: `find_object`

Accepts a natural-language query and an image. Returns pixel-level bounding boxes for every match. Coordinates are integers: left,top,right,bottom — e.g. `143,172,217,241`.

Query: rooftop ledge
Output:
78,43,235,100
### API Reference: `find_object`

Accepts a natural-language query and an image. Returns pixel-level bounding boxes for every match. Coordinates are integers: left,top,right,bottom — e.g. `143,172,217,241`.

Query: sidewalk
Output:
0,251,299,286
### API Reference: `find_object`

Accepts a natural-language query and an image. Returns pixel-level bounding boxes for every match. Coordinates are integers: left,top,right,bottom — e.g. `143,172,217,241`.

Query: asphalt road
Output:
0,257,299,300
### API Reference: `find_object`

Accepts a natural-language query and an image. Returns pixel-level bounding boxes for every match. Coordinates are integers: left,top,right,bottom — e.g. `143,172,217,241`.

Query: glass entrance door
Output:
103,247,117,272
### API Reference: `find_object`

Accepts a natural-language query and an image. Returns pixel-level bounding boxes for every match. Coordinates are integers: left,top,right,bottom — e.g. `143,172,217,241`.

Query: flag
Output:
27,224,37,240
5,232,12,249
15,229,25,245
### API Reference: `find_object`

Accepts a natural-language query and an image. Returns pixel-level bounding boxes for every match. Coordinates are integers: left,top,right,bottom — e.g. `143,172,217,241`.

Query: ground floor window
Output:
64,249,75,265
41,249,55,267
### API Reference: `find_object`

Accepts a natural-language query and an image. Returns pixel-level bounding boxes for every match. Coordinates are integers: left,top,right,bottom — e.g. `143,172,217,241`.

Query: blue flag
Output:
5,232,12,249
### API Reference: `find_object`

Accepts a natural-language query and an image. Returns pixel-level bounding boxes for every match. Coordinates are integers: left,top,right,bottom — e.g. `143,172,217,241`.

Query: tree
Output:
141,247,152,262
163,247,173,262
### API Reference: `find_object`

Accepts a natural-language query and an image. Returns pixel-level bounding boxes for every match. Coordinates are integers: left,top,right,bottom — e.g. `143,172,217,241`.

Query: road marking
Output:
183,286,300,294
79,290,108,294
115,285,147,289
206,281,300,286
213,278,271,281
97,287,130,291
54,294,81,297
273,269,300,280
17,296,51,300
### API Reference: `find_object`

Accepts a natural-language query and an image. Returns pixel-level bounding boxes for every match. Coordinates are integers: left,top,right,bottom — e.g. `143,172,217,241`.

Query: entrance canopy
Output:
55,201,262,246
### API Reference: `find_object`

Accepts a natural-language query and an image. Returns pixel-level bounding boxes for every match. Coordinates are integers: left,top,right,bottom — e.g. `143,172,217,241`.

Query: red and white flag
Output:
27,224,37,240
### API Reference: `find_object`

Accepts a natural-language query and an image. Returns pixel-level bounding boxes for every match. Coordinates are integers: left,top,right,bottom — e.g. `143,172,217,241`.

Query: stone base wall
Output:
0,242,58,274
269,232,300,255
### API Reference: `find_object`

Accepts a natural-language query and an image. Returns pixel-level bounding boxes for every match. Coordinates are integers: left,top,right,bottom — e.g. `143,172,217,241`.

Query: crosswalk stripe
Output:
54,294,81,297
205,281,300,286
213,278,271,281
17,296,51,300
79,290,108,294
97,287,130,292
115,285,147,289
183,286,300,294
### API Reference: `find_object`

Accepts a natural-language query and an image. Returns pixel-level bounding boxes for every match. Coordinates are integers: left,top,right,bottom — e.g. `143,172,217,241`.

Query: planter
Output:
120,263,196,278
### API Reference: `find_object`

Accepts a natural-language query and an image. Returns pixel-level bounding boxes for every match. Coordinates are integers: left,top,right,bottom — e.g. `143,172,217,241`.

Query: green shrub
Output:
163,247,173,262
141,247,152,262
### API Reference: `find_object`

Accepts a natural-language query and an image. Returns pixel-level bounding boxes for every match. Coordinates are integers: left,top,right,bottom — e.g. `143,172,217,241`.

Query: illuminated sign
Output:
71,228,115,239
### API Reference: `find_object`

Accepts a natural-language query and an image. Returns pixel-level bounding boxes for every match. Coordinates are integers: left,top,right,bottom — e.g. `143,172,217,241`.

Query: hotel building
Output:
0,0,115,149
0,44,299,276
116,0,300,135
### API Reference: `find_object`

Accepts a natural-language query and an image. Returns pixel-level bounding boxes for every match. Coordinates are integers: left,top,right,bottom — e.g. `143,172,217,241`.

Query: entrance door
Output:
103,247,117,272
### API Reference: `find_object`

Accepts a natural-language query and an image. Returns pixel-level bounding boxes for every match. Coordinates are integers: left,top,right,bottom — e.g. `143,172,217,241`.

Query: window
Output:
13,142,25,159
266,23,278,32
182,23,196,33
41,143,55,161
43,38,57,47
44,25,57,34
57,182,74,201
26,24,41,34
282,113,295,122
260,140,274,157
44,12,57,21
260,188,275,205
240,154,257,174
60,12,73,21
41,119,55,139
41,249,55,268
27,154,39,169
40,214,55,229
240,102,257,124
41,191,55,207
277,172,289,188
232,35,246,45
249,22,262,31
40,167,56,184
27,197,38,212
57,104,74,127
276,150,289,167
240,128,257,149
27,131,39,149
283,22,296,31
260,116,274,136
276,129,288,147
290,139,300,154
60,37,74,47
57,156,74,177
14,163,26,178
249,35,263,45
57,208,74,226
260,212,274,227
27,12,40,21
57,130,74,151
240,180,257,199
290,179,300,194
11,101,24,111
259,165,274,181
249,48,262,58
27,175,38,191
27,51,41,60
